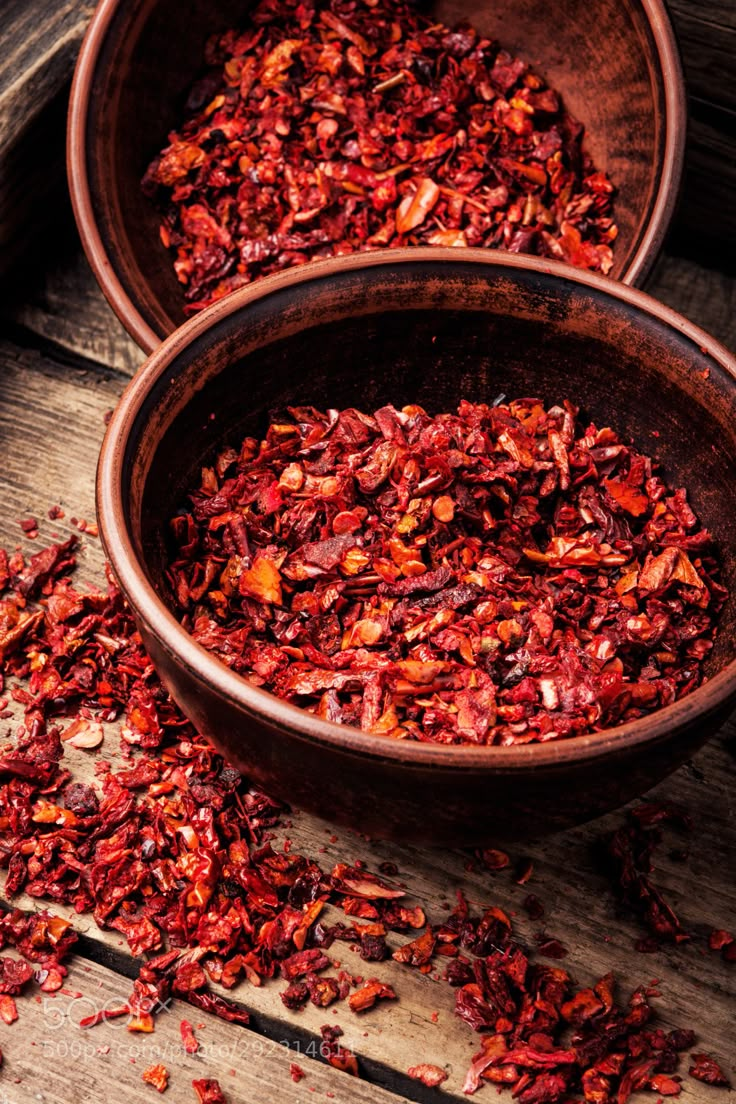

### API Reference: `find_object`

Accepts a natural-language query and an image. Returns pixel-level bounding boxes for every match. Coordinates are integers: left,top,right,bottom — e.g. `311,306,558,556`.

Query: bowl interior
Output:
83,0,673,345
123,257,736,691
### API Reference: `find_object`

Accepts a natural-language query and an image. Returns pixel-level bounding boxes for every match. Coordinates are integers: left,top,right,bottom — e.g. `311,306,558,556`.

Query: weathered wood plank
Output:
669,1,736,114
0,336,734,1100
0,953,412,1104
0,1,95,278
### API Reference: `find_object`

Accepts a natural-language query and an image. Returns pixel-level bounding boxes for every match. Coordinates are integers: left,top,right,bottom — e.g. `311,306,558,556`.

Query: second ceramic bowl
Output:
69,0,685,352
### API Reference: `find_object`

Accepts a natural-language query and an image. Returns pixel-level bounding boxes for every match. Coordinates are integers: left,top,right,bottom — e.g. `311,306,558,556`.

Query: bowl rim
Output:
68,0,686,355
97,247,736,772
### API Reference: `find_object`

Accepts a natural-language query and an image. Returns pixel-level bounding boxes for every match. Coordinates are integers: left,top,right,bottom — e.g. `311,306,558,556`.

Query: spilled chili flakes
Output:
290,1062,306,1082
0,529,731,1098
320,1023,358,1076
142,1063,170,1093
347,977,396,1012
689,1054,731,1087
181,1018,200,1054
446,893,718,1102
166,399,725,745
604,804,692,948
407,1063,449,1087
142,0,617,313
192,1078,227,1104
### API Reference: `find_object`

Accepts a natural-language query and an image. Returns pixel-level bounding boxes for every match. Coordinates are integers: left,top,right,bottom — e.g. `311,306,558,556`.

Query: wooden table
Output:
1,8,736,1102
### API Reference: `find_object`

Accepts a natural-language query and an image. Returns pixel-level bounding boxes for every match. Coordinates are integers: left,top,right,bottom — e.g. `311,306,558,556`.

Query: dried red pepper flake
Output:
407,1063,449,1087
320,1024,358,1076
604,803,693,947
479,849,511,872
688,1054,731,1087
143,1064,170,1093
192,1078,227,1104
348,978,397,1012
708,929,734,952
79,1007,131,1029
19,518,38,535
392,927,436,967
180,1018,200,1054
166,400,724,747
289,1062,306,1083
142,0,617,314
0,995,18,1024
522,894,545,921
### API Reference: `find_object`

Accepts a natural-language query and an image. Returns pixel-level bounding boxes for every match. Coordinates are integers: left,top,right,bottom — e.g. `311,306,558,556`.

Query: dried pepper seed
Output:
142,0,616,313
166,399,724,745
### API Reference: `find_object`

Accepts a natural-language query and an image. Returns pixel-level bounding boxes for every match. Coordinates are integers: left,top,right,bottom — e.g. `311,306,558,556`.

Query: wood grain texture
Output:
0,329,734,1101
0,1,94,277
0,954,411,1104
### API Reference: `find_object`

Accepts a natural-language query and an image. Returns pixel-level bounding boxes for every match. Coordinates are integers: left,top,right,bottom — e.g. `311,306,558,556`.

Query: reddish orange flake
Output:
142,1064,170,1093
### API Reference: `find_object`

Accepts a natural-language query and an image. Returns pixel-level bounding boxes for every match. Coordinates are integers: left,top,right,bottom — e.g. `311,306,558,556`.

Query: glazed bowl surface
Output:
97,250,736,845
69,0,685,352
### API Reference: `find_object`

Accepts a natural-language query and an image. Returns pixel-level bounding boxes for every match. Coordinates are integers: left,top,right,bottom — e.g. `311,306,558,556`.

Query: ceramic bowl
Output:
69,0,685,352
96,250,736,845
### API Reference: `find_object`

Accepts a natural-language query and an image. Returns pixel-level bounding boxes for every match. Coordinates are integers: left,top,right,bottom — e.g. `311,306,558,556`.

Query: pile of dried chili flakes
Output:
0,528,731,1097
166,398,725,745
142,0,617,312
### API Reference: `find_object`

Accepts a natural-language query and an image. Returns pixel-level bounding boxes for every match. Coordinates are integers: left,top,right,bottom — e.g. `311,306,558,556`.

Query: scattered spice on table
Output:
407,1063,449,1087
142,1063,170,1092
0,531,731,1098
166,398,725,745
142,0,617,313
604,803,692,949
181,1018,200,1054
192,1078,227,1104
689,1054,731,1087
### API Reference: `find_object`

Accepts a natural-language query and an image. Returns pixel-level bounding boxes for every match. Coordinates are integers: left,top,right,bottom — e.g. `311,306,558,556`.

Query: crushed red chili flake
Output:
143,1063,170,1092
166,399,725,745
290,1062,306,1082
446,892,708,1101
479,849,511,872
707,929,734,953
347,977,396,1012
604,803,693,947
0,994,18,1024
407,1063,449,1087
522,894,545,922
142,0,617,313
192,1078,227,1104
320,1023,358,1076
688,1054,731,1087
181,1018,200,1054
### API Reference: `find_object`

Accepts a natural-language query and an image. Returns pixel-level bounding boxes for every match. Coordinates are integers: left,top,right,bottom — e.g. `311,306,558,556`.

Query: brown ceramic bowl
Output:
69,0,685,354
96,249,736,846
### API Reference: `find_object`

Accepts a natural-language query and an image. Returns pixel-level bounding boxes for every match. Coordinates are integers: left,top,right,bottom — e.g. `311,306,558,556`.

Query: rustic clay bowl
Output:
97,249,736,846
69,0,685,353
